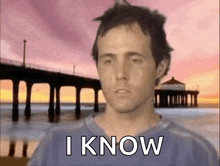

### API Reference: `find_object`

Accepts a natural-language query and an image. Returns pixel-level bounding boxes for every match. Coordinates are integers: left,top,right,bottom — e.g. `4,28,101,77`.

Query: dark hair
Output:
91,1,173,86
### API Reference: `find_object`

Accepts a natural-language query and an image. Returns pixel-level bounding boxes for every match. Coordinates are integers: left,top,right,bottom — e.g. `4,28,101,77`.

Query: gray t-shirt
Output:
27,114,218,166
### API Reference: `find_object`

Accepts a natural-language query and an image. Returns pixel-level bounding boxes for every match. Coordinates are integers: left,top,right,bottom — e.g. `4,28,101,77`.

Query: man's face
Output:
97,23,159,113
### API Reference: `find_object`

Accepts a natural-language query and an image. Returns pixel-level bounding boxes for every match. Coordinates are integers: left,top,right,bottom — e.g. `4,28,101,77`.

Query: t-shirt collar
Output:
85,114,172,140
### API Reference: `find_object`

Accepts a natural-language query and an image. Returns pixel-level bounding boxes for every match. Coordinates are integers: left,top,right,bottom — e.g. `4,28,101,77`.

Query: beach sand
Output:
0,110,219,166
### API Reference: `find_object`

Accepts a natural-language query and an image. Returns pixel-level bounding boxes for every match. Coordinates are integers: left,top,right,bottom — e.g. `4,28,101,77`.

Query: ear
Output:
156,59,169,79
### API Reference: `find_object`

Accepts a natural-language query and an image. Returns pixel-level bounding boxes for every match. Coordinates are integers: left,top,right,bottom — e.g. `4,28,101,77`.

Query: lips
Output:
115,89,130,93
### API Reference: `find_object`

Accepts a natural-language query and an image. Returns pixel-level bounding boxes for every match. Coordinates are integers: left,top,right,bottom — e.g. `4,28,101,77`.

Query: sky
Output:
1,0,219,104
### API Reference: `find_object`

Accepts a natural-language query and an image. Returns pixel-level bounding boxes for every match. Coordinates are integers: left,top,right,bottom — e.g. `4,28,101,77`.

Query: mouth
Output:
115,89,130,94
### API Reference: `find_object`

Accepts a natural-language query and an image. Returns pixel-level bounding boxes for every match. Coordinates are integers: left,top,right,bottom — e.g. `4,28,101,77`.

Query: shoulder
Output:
166,120,214,148
49,118,87,135
163,119,218,165
27,117,91,166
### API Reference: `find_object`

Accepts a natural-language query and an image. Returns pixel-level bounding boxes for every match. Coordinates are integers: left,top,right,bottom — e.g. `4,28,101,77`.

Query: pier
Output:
0,59,101,122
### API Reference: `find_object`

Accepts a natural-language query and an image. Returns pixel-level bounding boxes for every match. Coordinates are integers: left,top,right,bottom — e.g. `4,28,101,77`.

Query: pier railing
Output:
0,57,98,79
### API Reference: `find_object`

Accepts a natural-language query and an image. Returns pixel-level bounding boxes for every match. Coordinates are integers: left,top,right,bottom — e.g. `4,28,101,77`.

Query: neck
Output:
95,98,161,142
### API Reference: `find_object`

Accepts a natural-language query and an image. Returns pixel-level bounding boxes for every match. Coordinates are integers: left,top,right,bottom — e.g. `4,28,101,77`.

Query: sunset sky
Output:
1,0,219,104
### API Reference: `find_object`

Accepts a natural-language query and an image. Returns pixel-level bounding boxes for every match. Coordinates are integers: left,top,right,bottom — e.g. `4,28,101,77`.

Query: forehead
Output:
97,23,151,49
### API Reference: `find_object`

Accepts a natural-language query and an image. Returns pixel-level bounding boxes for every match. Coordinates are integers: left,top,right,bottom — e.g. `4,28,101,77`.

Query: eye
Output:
131,58,142,63
104,60,112,64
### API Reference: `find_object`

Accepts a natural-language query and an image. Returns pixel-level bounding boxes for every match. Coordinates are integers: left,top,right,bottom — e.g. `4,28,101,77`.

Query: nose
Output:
115,61,129,80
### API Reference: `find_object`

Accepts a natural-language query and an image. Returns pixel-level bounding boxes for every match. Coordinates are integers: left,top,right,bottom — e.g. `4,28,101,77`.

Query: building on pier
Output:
154,77,199,107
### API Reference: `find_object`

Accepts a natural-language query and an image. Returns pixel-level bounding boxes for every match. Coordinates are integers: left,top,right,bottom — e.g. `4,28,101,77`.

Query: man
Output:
28,1,218,165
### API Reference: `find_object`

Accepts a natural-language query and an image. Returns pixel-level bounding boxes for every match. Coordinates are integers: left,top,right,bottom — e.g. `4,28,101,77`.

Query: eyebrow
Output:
99,52,144,59
99,53,115,59
126,52,144,57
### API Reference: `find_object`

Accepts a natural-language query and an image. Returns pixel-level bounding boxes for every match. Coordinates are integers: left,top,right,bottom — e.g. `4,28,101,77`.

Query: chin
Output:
110,102,137,113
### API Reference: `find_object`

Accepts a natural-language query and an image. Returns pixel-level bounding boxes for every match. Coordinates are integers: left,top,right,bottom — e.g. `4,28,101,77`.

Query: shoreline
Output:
1,102,219,108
